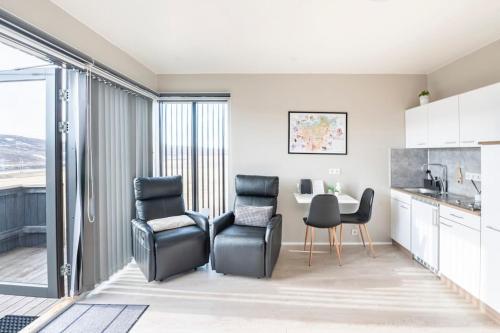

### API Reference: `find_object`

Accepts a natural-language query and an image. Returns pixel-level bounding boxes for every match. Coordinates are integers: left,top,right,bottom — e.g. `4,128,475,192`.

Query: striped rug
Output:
39,304,148,333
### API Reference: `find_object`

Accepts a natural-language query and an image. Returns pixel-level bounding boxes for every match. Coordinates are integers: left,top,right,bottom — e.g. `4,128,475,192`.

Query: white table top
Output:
293,192,359,205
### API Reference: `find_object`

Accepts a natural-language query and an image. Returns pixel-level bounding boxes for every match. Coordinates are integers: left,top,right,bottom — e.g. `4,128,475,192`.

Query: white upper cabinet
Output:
459,82,500,146
405,105,428,148
428,96,459,148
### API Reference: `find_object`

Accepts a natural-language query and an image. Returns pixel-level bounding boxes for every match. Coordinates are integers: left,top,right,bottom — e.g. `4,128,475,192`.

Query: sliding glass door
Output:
0,42,64,298
158,100,228,218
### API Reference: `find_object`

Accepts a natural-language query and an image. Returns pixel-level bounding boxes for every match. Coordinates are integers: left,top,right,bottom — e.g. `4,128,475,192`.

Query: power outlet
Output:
328,168,341,175
465,172,481,182
351,228,359,236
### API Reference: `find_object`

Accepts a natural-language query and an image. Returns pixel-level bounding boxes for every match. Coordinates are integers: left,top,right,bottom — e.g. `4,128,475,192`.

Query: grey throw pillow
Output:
234,205,273,227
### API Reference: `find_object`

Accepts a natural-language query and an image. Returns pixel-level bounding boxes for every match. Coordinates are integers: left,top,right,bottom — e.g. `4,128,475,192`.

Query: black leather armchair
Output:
131,176,209,282
211,175,282,278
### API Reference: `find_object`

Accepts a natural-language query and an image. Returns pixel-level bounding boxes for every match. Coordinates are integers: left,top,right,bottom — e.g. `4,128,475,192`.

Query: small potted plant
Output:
419,90,430,105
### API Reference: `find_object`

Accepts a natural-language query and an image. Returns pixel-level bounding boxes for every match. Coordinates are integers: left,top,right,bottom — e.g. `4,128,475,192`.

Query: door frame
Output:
0,68,65,298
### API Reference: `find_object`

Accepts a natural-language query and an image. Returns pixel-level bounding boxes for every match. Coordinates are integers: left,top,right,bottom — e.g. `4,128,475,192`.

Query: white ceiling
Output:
50,0,500,74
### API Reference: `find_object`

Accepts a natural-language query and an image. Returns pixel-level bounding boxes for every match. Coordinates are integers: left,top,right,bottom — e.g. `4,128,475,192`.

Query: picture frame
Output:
288,111,348,155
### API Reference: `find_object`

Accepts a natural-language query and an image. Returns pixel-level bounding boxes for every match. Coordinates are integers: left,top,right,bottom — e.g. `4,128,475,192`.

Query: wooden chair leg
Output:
332,227,342,266
339,224,344,253
358,225,366,247
304,225,309,251
328,228,332,254
362,224,376,258
309,227,315,266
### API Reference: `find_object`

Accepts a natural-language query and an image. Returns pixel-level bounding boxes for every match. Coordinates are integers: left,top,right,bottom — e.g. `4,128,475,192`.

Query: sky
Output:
0,42,49,140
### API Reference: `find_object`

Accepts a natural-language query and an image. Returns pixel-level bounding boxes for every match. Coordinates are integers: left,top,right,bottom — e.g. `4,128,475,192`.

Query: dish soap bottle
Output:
335,182,342,196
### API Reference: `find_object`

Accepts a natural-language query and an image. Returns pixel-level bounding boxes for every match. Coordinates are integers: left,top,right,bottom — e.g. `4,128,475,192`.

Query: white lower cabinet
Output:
439,217,480,298
481,226,500,313
391,198,411,250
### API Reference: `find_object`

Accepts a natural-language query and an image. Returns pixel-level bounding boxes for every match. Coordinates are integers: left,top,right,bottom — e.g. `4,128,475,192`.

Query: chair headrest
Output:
134,176,183,200
235,174,279,197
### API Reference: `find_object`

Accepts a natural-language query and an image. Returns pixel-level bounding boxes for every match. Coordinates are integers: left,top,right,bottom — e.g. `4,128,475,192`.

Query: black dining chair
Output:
303,194,342,266
339,188,375,257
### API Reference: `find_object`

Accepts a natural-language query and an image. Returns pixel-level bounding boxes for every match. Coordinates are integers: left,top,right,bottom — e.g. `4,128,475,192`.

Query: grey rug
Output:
39,304,148,333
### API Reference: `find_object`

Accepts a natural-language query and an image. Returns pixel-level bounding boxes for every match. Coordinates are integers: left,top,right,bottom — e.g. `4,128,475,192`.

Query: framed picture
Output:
288,111,348,155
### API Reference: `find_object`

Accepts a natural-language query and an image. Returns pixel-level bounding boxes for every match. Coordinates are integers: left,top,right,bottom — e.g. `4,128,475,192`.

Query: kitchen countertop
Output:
391,187,481,216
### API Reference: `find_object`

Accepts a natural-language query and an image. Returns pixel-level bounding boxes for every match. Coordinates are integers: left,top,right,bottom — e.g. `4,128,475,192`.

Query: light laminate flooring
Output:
82,245,499,333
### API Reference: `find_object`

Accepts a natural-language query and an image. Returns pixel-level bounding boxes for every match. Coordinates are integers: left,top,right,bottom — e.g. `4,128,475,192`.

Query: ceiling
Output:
50,0,500,74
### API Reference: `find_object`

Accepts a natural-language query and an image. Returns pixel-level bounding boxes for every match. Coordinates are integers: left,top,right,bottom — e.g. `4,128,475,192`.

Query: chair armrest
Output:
131,218,155,282
265,214,282,278
186,210,209,234
210,211,235,269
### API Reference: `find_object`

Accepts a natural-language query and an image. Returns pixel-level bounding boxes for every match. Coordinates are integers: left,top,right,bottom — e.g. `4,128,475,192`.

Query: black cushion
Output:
154,225,208,279
214,225,266,277
134,176,183,200
235,175,279,197
340,213,367,224
234,175,279,216
134,176,186,221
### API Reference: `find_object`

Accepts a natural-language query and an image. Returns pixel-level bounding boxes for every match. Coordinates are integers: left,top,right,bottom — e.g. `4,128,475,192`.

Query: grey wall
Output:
158,74,427,243
428,39,500,100
428,148,481,197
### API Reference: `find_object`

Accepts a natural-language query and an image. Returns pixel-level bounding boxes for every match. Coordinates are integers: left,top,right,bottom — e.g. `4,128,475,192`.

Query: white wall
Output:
158,74,426,243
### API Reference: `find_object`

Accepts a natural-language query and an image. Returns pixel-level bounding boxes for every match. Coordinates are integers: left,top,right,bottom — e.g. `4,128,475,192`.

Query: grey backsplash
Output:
390,149,427,188
391,147,481,198
428,148,481,197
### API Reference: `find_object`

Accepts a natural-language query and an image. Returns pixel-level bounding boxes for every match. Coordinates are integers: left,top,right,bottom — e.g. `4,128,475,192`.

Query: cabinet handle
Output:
450,213,463,219
461,140,475,144
400,205,408,210
486,225,500,233
444,141,457,144
441,222,453,228
417,142,426,146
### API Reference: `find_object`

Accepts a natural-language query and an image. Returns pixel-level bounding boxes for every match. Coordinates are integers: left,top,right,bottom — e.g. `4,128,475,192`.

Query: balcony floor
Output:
0,247,47,285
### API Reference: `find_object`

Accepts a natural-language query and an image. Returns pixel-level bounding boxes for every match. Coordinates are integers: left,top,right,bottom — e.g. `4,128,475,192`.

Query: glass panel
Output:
0,43,51,286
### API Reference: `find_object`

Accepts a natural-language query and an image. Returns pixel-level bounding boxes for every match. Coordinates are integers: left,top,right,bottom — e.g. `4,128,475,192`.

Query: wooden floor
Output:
82,245,500,333
0,247,47,285
0,294,57,318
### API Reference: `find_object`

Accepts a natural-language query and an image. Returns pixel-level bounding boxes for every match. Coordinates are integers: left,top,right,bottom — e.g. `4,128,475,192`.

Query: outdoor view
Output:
0,41,50,286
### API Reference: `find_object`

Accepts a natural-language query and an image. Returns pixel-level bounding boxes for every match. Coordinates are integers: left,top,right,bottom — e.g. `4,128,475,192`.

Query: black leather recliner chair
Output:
131,176,210,282
211,175,282,278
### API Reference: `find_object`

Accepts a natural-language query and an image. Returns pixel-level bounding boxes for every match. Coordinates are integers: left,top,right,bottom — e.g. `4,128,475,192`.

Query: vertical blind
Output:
81,78,151,291
158,101,228,218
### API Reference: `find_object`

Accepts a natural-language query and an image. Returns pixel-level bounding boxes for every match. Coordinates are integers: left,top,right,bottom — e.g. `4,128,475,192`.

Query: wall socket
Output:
351,228,359,236
465,172,481,182
328,168,341,175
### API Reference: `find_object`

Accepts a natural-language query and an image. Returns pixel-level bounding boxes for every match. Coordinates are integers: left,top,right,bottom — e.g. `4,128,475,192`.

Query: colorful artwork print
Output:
288,112,347,155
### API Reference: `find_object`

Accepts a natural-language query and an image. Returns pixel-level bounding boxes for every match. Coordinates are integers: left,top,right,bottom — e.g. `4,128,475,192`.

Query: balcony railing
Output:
0,186,46,254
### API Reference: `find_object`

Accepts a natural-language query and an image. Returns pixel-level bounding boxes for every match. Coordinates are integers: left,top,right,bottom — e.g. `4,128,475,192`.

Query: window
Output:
157,100,228,218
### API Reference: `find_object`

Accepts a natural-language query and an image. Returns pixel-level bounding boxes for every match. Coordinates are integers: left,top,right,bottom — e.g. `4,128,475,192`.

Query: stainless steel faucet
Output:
421,163,448,194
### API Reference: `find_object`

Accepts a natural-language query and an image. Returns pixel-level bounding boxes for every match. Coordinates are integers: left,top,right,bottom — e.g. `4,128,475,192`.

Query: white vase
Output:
420,95,430,105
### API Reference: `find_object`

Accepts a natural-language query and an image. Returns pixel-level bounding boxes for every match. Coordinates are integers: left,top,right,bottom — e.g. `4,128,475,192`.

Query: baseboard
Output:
440,275,500,324
282,241,392,246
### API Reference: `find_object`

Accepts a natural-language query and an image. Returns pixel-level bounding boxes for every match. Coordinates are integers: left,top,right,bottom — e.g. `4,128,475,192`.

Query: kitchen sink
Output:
402,187,440,195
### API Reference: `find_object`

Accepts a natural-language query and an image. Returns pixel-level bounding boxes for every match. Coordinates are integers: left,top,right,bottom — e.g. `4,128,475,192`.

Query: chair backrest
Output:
357,188,375,222
134,176,185,221
306,194,341,228
234,175,279,216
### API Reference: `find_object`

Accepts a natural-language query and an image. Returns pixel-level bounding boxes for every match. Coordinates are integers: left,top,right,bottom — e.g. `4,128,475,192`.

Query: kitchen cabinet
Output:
391,197,411,250
439,215,480,298
405,105,428,148
428,96,459,148
411,197,439,272
459,82,500,146
480,144,500,313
